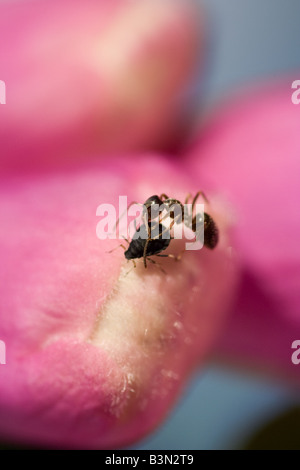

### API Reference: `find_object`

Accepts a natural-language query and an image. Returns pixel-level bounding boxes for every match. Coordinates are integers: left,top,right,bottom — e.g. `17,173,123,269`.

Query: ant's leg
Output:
143,237,150,268
184,193,192,204
184,191,209,233
192,191,209,215
146,257,167,274
155,248,185,262
183,194,192,226
107,241,128,254
115,201,143,235
142,207,151,229
148,207,169,235
145,199,167,232
132,216,140,235
123,259,137,277
159,193,169,201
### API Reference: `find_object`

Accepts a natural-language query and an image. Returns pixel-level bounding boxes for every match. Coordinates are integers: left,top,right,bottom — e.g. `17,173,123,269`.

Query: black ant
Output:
116,192,219,269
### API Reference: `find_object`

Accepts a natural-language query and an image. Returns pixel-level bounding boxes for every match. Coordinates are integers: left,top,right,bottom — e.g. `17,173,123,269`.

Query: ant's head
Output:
143,195,165,221
143,195,163,208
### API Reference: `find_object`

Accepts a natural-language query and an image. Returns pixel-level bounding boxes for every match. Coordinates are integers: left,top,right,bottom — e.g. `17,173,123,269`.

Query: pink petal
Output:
0,156,236,448
0,0,201,172
185,79,300,380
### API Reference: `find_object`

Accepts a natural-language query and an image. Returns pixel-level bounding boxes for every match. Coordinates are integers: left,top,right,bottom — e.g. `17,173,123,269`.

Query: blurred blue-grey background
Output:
134,0,300,450
200,0,300,104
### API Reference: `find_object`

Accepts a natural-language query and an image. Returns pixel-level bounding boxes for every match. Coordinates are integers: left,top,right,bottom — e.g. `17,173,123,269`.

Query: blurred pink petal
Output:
0,156,236,448
0,0,202,172
186,79,300,381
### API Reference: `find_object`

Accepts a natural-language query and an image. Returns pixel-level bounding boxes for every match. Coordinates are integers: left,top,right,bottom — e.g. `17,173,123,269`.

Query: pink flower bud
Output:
0,0,201,172
0,156,236,448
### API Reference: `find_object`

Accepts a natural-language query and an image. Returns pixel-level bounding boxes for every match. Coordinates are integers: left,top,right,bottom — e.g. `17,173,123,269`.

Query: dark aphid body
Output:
124,223,170,260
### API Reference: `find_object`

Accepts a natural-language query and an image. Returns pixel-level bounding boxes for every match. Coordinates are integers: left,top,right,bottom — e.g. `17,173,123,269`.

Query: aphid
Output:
124,222,171,269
